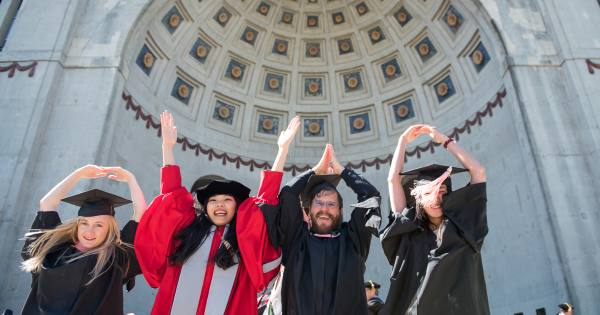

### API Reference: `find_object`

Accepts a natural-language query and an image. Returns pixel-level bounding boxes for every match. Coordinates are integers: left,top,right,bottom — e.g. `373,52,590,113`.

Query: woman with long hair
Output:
380,125,489,315
134,110,300,315
20,165,147,315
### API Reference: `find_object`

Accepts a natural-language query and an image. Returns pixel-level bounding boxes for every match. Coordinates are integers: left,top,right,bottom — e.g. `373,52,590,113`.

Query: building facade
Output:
0,0,599,314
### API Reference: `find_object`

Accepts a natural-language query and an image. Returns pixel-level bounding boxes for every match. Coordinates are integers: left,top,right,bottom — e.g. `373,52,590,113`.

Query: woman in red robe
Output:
135,111,300,315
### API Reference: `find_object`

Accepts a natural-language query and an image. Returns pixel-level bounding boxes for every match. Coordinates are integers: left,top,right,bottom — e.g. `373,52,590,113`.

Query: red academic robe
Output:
135,166,282,315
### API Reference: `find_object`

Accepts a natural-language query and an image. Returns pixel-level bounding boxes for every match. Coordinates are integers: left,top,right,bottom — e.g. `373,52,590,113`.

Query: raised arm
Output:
426,127,486,185
39,165,108,212
271,116,300,172
236,170,284,292
103,167,148,222
161,110,177,167
134,166,195,288
388,125,429,213
329,145,381,258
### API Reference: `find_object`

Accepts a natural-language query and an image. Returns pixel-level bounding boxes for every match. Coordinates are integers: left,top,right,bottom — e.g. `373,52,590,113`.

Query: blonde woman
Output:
20,165,147,315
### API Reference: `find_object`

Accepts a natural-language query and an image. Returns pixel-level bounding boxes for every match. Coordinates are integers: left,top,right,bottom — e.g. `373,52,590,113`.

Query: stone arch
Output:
118,0,513,166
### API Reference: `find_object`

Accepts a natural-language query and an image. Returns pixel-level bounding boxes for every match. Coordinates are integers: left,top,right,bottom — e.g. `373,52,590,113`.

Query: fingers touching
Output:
102,166,131,182
78,165,108,179
402,124,431,143
313,146,331,175
312,144,345,175
328,144,344,175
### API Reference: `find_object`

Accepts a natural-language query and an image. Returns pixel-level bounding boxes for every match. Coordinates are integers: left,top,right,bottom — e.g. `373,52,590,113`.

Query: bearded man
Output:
259,144,381,315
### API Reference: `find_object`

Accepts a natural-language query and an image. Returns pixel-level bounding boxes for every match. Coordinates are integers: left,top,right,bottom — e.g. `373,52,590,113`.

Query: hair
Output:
410,167,452,242
366,286,379,296
21,215,132,285
168,194,241,270
309,187,343,209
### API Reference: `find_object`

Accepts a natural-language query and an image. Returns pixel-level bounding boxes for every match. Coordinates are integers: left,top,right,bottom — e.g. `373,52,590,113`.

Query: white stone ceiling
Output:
123,0,504,162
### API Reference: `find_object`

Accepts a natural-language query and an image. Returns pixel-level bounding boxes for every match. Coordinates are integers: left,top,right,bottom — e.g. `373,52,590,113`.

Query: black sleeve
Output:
442,182,488,253
21,211,62,261
121,220,142,291
263,170,314,265
368,300,385,315
379,206,420,265
282,169,315,196
342,169,381,260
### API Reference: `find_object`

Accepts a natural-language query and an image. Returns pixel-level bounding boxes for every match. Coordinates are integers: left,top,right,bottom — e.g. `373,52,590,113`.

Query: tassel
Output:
411,167,452,210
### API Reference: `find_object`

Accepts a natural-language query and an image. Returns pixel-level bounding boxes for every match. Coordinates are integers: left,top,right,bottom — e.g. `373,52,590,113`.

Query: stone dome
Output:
122,0,505,166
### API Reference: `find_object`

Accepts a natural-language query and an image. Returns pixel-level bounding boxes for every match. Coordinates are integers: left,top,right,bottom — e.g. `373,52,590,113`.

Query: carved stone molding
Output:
262,118,274,131
231,66,242,78
419,43,430,55
178,85,190,98
437,82,448,96
219,12,228,23
196,46,207,58
169,14,180,27
397,105,409,118
309,122,321,134
472,50,484,65
143,53,154,68
218,106,230,119
353,118,365,130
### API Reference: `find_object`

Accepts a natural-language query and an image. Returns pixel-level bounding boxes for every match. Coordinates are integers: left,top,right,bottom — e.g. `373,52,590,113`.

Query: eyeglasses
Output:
312,200,338,209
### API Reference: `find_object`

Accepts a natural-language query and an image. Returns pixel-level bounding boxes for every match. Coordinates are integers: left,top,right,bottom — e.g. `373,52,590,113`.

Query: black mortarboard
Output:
301,174,342,208
400,164,468,205
558,303,573,311
364,281,381,289
195,180,251,207
61,189,131,217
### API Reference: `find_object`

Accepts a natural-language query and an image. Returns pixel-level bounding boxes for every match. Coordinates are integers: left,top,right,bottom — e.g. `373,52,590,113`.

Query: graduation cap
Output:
364,281,381,289
301,174,342,209
61,188,131,217
195,180,251,207
400,164,468,205
558,303,573,312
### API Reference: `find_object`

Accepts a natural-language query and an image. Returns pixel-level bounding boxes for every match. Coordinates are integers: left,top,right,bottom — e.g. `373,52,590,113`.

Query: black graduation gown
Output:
380,183,489,315
21,211,141,315
368,297,384,315
261,169,381,315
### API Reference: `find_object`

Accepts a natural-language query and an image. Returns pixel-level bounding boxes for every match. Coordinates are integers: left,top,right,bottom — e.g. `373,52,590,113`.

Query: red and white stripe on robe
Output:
135,166,283,315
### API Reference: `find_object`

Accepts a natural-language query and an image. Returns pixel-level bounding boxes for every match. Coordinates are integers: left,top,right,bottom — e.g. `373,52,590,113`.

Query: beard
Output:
310,210,343,234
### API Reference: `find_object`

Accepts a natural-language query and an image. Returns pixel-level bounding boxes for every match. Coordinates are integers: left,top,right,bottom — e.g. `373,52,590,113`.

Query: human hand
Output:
277,116,300,149
312,146,332,175
425,126,449,144
161,110,177,147
76,165,108,179
400,125,429,144
103,167,133,182
328,144,344,175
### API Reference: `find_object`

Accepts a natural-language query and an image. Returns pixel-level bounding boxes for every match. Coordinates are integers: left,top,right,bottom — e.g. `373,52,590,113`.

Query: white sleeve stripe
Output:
262,254,282,274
